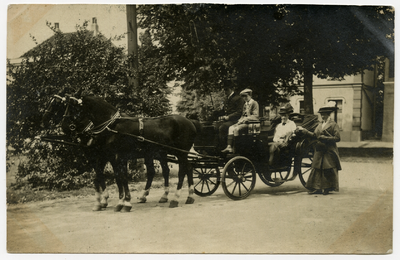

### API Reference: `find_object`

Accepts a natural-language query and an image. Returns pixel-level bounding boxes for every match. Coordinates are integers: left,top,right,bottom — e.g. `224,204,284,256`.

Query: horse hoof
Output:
114,204,123,212
185,197,195,204
138,197,147,203
121,206,132,212
100,203,108,208
159,197,168,203
92,205,102,211
169,200,179,208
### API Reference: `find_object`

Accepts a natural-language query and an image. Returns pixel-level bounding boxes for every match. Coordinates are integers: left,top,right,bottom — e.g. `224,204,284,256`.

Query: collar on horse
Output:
82,111,145,137
83,110,121,135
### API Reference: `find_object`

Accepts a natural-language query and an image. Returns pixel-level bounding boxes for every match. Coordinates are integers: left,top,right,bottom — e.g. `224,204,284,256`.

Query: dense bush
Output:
7,21,171,191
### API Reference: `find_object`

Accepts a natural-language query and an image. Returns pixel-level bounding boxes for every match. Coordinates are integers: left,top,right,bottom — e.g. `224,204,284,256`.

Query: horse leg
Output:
169,155,187,208
111,157,125,212
92,157,108,211
119,156,132,212
158,153,170,203
138,156,155,203
113,176,125,212
185,163,195,204
100,188,109,209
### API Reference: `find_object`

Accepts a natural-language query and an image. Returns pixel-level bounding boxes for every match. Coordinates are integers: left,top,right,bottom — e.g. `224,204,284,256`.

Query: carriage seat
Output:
237,120,262,135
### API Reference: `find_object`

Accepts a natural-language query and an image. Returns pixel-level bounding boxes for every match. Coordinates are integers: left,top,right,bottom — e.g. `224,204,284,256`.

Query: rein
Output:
105,127,218,159
40,135,86,147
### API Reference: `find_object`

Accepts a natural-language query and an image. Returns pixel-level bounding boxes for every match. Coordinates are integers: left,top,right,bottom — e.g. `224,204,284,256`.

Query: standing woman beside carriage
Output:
297,101,342,195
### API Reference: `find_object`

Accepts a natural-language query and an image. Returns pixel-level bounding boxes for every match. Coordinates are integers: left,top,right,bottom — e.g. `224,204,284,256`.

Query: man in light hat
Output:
268,103,297,166
297,101,341,195
221,88,259,153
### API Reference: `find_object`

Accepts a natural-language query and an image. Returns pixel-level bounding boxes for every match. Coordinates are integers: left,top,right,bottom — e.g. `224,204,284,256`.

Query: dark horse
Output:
42,94,198,211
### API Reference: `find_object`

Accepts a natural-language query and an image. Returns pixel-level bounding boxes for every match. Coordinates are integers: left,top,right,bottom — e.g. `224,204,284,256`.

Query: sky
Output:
7,4,128,59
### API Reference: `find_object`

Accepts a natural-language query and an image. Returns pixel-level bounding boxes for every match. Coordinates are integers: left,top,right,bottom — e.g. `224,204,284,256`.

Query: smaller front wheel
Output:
221,156,256,200
193,167,221,196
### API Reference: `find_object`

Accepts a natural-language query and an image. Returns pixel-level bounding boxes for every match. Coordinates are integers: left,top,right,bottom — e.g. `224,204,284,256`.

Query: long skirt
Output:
305,167,339,192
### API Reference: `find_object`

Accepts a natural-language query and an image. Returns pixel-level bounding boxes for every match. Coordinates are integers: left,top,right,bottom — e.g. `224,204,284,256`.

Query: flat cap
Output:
240,88,252,96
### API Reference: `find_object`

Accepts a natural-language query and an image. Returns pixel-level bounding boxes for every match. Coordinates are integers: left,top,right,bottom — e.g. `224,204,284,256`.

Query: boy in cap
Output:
221,88,259,153
268,103,297,166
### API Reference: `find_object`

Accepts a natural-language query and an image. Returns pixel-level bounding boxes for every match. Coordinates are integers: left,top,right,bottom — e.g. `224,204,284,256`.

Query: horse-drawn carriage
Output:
41,93,320,211
190,114,320,200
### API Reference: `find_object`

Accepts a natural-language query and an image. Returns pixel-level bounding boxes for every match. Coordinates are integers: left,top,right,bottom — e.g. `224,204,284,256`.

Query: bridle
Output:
43,94,84,133
44,94,119,137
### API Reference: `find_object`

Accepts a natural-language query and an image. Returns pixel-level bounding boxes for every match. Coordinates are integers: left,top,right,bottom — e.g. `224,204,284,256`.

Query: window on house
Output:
299,100,305,115
328,99,343,129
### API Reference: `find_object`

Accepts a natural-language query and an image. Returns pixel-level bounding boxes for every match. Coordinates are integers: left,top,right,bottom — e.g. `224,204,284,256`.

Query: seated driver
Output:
221,88,259,153
268,103,297,165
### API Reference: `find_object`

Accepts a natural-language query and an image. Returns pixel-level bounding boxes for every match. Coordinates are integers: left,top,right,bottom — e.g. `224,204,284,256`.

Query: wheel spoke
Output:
200,180,206,193
206,178,217,186
301,167,312,175
240,182,250,192
231,181,238,194
194,179,202,188
205,179,211,192
225,179,236,188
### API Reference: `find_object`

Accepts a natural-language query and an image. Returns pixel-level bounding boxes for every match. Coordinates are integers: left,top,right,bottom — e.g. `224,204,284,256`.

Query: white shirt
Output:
321,117,331,129
273,119,297,143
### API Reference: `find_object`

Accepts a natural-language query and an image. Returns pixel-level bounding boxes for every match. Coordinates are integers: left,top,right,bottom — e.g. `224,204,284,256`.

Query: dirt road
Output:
7,160,393,254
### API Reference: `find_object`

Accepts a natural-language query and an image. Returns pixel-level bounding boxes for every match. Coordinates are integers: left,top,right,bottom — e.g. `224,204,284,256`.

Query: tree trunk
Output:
303,61,314,114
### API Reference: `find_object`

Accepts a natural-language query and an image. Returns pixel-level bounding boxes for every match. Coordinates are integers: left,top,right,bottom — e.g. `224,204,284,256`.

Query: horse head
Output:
41,94,67,128
59,95,118,139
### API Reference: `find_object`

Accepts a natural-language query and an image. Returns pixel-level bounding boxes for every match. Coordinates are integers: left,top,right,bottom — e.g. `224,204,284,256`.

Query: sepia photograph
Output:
4,0,397,257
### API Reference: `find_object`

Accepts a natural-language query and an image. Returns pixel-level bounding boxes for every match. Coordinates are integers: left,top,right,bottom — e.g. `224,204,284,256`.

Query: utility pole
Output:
126,5,139,90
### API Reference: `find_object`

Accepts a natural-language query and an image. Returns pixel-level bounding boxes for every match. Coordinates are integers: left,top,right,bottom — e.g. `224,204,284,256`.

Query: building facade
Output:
284,60,394,142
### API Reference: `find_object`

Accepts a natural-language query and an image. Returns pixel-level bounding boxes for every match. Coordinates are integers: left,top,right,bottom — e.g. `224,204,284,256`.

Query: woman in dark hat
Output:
297,101,342,195
268,103,297,166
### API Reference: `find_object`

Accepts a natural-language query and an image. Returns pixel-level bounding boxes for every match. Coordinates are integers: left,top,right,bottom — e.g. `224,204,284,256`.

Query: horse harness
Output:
43,95,216,159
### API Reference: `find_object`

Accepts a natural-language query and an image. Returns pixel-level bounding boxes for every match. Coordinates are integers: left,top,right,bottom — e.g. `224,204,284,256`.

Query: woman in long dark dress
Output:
298,102,342,195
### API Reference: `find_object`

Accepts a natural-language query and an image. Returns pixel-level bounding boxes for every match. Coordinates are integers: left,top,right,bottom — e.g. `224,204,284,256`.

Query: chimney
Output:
91,17,99,36
54,22,60,32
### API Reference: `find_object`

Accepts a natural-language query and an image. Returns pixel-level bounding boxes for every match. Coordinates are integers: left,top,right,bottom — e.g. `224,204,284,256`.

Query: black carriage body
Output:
192,114,320,199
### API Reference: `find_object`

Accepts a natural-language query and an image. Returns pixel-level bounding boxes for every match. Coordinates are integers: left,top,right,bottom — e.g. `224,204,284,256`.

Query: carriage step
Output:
272,178,285,183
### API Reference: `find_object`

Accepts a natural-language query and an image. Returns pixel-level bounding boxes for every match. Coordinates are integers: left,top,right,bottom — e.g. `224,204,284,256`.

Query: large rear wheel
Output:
295,139,316,188
221,156,256,200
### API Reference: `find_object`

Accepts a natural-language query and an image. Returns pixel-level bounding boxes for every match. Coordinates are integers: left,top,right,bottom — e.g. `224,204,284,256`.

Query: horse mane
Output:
81,96,118,123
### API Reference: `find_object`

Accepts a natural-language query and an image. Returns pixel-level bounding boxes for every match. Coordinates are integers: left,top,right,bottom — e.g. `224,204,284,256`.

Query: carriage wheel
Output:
221,156,256,200
295,139,316,189
193,167,221,196
258,164,291,187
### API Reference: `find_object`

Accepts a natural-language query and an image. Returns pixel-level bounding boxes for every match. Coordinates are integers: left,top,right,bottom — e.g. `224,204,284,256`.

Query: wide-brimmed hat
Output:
240,88,252,96
318,101,338,114
278,103,294,114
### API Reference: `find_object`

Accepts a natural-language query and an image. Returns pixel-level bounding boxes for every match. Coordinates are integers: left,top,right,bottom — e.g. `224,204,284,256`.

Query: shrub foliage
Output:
7,21,171,191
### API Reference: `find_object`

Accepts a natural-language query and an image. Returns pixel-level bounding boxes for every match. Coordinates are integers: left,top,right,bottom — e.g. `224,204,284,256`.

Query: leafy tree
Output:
138,4,394,114
7,21,172,190
274,5,394,113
